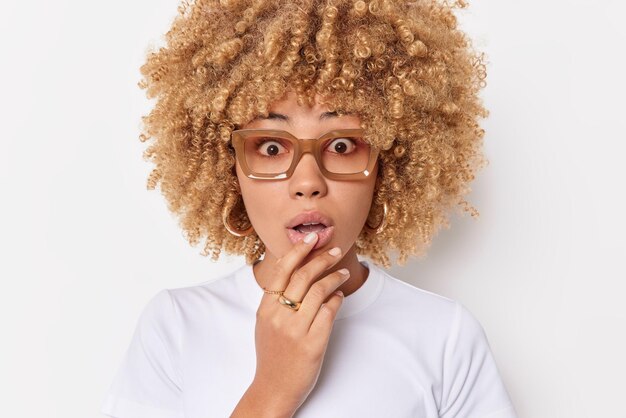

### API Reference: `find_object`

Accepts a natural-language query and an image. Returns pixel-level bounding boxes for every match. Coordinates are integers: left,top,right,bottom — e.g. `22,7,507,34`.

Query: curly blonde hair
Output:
138,0,488,268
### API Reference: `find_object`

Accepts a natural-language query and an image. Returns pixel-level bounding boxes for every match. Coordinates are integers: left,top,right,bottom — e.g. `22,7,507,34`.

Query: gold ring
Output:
278,294,302,311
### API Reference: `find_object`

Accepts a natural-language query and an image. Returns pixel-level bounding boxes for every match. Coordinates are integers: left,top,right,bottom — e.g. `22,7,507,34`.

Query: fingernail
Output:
328,247,341,256
304,232,318,244
334,290,344,297
338,268,349,276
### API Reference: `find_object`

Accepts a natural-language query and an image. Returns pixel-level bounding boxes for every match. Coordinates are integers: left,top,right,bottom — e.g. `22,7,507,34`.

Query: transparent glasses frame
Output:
231,128,380,180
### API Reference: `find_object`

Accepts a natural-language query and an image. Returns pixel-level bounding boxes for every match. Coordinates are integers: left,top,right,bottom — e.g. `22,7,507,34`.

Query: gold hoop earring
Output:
364,201,388,234
222,205,254,237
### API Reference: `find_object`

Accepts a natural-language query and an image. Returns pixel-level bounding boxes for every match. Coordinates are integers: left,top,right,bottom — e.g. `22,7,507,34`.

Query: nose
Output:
288,152,328,199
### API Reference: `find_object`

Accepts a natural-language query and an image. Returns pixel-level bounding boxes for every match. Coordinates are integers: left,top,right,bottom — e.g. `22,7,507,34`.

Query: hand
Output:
251,232,348,415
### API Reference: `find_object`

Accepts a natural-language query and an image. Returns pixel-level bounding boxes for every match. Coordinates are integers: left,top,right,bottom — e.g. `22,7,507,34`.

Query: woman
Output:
102,0,516,417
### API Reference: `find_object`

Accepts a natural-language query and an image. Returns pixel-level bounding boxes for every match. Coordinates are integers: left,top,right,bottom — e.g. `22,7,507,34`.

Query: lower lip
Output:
286,226,335,250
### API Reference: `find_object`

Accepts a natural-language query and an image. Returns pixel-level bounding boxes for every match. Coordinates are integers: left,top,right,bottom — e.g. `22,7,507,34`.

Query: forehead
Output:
244,91,361,130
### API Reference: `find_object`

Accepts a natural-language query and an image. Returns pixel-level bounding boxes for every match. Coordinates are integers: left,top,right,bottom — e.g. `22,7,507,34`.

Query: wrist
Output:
231,380,297,418
249,380,297,418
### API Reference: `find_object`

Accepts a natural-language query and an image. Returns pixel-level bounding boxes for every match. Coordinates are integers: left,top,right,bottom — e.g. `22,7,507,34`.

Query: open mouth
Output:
290,222,328,234
286,223,335,249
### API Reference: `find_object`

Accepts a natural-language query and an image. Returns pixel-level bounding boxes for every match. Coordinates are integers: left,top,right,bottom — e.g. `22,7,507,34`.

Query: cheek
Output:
236,163,260,218
236,167,282,226
334,182,377,231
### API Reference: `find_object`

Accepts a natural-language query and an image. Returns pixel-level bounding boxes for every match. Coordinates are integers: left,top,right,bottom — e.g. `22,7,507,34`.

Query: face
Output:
234,91,379,264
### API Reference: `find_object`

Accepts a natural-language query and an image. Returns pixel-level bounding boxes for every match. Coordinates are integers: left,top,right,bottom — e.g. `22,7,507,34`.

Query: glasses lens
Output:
242,133,371,175
243,135,295,175
320,134,371,174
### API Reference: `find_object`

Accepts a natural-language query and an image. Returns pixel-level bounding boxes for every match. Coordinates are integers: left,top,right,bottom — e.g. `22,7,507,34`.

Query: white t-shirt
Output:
101,260,517,418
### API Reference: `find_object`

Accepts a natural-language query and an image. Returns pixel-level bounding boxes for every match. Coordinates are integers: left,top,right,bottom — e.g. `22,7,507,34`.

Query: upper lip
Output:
286,210,334,229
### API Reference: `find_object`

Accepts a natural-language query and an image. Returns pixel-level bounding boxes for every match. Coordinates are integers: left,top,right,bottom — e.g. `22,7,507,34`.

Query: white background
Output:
1,1,624,417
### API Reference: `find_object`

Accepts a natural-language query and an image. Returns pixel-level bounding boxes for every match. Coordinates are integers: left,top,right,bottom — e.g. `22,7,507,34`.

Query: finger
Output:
262,231,319,297
297,269,350,327
308,289,344,340
280,246,344,304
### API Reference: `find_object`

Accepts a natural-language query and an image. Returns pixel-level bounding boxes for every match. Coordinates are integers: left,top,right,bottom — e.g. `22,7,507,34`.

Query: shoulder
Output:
376,267,460,321
138,262,262,329
162,266,242,307
374,266,489,347
136,266,243,327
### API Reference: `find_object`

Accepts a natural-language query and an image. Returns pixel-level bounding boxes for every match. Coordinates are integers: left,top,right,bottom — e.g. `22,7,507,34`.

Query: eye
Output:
326,137,357,154
256,138,289,157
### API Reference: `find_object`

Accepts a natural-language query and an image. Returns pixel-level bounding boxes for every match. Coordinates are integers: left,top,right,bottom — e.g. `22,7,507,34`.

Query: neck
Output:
252,244,369,298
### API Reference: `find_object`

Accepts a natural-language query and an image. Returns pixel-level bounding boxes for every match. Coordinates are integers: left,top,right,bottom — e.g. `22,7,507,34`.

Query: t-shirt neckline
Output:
234,258,384,320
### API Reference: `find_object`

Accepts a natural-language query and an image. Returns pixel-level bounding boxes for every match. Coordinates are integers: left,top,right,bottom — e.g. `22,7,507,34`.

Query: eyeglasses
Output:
231,128,380,180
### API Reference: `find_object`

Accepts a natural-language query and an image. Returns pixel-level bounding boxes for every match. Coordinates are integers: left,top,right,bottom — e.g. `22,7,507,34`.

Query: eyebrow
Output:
254,110,350,122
